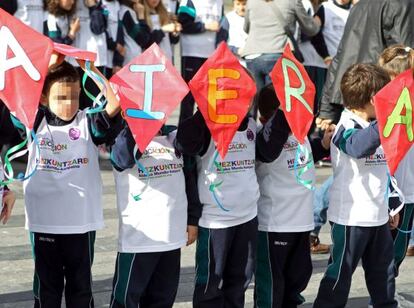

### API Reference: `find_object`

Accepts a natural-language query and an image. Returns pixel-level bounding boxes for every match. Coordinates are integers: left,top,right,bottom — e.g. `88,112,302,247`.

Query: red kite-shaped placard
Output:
0,8,53,129
270,44,315,144
53,42,97,62
189,42,256,158
374,69,414,175
110,43,189,153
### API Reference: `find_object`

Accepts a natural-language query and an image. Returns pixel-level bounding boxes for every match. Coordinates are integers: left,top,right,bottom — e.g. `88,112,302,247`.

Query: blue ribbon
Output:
208,150,230,212
293,143,315,191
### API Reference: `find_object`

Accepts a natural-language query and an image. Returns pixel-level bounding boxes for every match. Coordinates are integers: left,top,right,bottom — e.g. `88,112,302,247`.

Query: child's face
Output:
233,0,246,17
59,0,75,11
145,0,160,9
47,81,80,121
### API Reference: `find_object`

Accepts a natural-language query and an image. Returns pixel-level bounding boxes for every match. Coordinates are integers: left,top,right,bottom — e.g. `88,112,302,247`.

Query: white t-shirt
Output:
197,118,259,229
395,146,414,203
151,14,173,61
119,5,143,65
70,0,108,67
103,0,121,69
256,135,315,232
180,0,223,58
24,111,104,234
113,132,188,253
15,0,45,33
226,10,247,51
328,110,389,227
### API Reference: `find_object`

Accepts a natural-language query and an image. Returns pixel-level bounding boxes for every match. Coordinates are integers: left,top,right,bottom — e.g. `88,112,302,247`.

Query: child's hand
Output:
161,23,176,33
174,22,182,33
113,66,122,74
69,18,81,39
116,44,126,56
84,0,98,8
48,52,65,69
0,191,16,225
133,1,145,20
321,124,336,150
389,213,400,230
186,225,198,246
205,21,220,32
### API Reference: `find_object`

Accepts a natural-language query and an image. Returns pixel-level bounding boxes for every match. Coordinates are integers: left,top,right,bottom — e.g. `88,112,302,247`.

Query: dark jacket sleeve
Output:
87,111,123,146
310,6,330,60
332,121,380,159
177,1,206,34
175,111,211,156
113,22,125,67
89,1,108,35
0,101,19,146
256,110,291,163
0,0,17,14
110,122,142,171
43,19,74,45
150,29,166,45
121,10,151,48
216,16,229,46
183,155,202,226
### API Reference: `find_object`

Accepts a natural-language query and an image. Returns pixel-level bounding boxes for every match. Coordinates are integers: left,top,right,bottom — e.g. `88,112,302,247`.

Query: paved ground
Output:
0,160,413,308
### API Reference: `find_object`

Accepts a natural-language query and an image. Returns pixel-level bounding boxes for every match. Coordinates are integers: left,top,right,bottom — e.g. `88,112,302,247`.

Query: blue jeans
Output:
311,176,333,237
245,53,282,118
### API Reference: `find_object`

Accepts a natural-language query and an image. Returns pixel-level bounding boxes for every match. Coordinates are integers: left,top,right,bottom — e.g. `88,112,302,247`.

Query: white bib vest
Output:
256,135,315,232
103,0,121,69
197,118,259,229
15,0,45,33
70,1,108,67
395,146,414,203
46,14,69,38
113,132,188,253
180,0,222,58
120,5,143,65
328,110,389,226
150,14,173,61
322,0,349,58
0,158,4,207
24,111,104,233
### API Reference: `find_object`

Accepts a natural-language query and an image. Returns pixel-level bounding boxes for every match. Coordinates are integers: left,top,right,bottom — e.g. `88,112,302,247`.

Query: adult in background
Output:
317,0,414,127
242,0,321,118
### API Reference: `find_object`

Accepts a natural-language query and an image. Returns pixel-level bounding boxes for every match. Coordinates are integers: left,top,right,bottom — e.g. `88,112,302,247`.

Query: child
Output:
177,0,223,123
15,57,121,307
254,84,334,308
378,44,414,272
43,0,80,45
175,108,257,308
217,0,248,65
143,0,181,61
118,0,151,65
314,63,397,307
109,122,199,307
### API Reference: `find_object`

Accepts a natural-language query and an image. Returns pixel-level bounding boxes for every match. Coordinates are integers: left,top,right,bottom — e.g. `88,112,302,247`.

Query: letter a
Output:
383,87,413,141
126,64,166,120
208,69,240,124
0,26,41,91
282,58,313,114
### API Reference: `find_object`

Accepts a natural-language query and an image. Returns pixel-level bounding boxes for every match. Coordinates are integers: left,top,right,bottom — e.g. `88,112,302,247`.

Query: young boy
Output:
175,96,289,307
217,0,248,65
314,63,397,307
15,57,121,307
254,84,333,308
177,0,223,123
109,122,199,307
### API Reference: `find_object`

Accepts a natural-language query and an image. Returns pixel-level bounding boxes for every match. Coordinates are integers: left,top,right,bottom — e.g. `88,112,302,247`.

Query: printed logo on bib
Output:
69,128,81,141
139,146,183,179
365,153,387,166
141,146,174,158
287,155,312,171
246,128,255,141
283,139,299,151
39,138,68,154
36,157,89,173
138,163,183,179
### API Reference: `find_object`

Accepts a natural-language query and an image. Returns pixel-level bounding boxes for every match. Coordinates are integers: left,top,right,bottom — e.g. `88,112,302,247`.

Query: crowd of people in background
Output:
1,0,414,307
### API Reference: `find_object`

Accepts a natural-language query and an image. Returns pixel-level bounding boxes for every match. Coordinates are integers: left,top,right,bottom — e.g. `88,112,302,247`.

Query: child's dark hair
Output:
340,63,390,109
42,61,80,96
119,0,135,8
44,0,76,17
257,83,280,120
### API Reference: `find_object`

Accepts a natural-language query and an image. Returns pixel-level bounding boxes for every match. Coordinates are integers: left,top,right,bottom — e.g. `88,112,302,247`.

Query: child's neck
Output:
350,108,370,122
